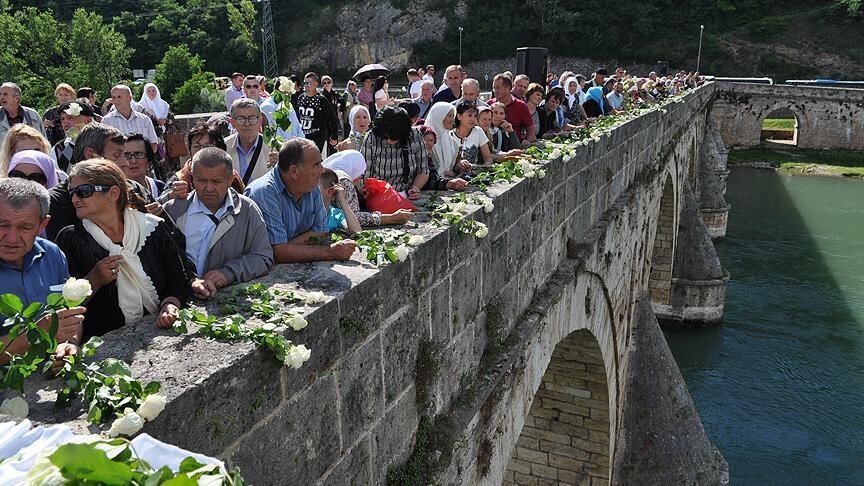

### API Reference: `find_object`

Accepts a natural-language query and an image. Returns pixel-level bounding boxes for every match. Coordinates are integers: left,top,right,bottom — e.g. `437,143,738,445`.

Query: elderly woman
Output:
323,149,412,227
582,86,607,118
7,150,60,189
423,102,459,176
361,106,428,199
562,77,588,126
55,159,191,339
0,125,53,175
138,83,170,128
336,105,371,152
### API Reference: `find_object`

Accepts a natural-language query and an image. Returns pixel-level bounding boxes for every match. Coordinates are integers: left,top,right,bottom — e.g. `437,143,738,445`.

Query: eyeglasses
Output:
233,115,260,126
123,151,147,160
8,170,47,186
244,84,259,89
70,184,112,198
323,81,332,85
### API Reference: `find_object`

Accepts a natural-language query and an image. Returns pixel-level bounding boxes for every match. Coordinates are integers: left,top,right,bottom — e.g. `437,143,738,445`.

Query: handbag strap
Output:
242,134,265,185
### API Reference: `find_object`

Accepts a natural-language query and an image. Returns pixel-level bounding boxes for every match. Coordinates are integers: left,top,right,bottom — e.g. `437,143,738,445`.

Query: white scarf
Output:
424,102,459,173
83,208,161,324
138,83,170,120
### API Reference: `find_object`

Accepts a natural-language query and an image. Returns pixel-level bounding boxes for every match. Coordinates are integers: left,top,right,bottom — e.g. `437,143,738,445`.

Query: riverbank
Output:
728,146,864,178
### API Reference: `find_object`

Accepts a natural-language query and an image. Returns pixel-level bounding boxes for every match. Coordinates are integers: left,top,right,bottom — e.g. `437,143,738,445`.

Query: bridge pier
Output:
697,122,730,239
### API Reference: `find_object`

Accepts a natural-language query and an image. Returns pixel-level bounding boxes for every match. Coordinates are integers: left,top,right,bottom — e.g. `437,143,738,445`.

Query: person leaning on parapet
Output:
0,178,84,373
244,138,357,263
164,148,273,300
0,82,46,148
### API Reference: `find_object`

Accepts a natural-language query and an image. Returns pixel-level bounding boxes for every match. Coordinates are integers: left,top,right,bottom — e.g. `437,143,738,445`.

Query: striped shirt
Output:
361,129,428,193
102,109,158,143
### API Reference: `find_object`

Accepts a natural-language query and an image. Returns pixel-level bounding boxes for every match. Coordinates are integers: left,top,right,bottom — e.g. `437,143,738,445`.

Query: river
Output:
665,168,864,484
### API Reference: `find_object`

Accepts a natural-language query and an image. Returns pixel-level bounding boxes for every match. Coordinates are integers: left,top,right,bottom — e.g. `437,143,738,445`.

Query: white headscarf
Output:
138,83,170,120
348,105,370,134
323,149,366,181
82,208,161,324
564,77,583,109
423,102,459,174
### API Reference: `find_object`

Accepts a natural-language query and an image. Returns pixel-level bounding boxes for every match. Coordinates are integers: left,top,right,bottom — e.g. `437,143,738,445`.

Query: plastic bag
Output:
363,178,416,213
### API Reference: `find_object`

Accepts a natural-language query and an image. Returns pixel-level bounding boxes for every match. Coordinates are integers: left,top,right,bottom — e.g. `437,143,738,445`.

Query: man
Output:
295,72,340,153
289,74,304,108
413,80,435,119
423,65,435,84
584,68,608,90
431,65,463,104
225,98,273,185
101,85,158,152
451,78,489,108
606,82,626,111
164,148,273,299
0,82,45,148
52,100,97,172
0,178,84,369
487,74,536,146
46,122,127,239
511,74,530,101
43,83,76,146
224,72,245,111
320,75,345,140
407,69,422,98
615,67,626,80
242,74,304,142
245,138,356,263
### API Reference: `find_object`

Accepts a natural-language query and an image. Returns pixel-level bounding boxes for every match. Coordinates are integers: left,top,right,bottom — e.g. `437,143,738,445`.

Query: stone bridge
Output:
27,84,741,484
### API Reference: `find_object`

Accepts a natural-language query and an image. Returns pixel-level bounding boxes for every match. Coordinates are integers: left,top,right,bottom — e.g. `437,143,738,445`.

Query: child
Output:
320,168,362,235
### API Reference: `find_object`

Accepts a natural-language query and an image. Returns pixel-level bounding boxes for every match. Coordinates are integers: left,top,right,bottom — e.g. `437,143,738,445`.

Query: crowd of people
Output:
0,63,704,368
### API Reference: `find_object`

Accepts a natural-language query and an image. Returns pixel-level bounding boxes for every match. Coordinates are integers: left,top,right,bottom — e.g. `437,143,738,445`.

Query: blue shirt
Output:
244,167,327,245
327,206,346,233
0,238,69,329
184,193,235,276
235,134,261,179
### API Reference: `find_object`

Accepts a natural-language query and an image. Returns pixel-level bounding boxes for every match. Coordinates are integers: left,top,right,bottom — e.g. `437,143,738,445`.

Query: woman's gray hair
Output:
230,98,260,117
0,178,50,220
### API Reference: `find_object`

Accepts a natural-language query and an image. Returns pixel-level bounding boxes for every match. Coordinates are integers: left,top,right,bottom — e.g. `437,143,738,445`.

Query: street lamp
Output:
696,24,704,72
458,26,464,66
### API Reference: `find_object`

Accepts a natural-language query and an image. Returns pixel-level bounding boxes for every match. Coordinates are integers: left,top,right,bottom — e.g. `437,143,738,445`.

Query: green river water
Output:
665,168,864,484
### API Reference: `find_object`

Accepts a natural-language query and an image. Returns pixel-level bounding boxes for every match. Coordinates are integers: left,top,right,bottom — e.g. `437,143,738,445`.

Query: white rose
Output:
524,170,536,178
304,291,326,305
25,455,64,485
474,223,489,239
550,149,562,159
287,313,308,331
451,202,467,213
277,76,294,94
286,345,311,369
483,200,494,213
62,277,91,305
537,169,547,179
137,394,167,421
407,235,424,246
0,396,29,418
394,244,409,262
107,409,144,437
591,135,601,143
518,160,532,173
64,102,82,117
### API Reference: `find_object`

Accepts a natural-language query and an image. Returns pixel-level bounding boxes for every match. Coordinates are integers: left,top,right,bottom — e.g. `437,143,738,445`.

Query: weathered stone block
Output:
337,336,385,446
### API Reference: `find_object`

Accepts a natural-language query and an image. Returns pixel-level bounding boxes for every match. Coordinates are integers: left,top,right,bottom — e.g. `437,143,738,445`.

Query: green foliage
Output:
762,118,796,130
728,147,864,177
65,9,133,101
172,71,220,115
153,45,205,106
838,0,862,16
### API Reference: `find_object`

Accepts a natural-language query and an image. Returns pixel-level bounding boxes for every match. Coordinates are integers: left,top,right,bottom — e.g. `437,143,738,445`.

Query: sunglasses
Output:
303,81,312,86
70,184,112,198
244,84,259,89
8,170,47,185
323,81,332,85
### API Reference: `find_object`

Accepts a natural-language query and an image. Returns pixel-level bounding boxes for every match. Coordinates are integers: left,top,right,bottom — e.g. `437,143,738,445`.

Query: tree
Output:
0,7,68,108
172,71,219,114
152,45,205,106
66,9,133,101
838,0,862,16
226,0,259,61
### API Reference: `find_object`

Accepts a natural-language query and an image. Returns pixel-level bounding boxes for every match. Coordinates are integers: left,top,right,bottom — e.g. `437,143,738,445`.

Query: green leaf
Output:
178,457,207,473
49,443,135,484
22,301,42,319
144,381,161,395
46,292,64,308
0,293,23,316
162,475,198,486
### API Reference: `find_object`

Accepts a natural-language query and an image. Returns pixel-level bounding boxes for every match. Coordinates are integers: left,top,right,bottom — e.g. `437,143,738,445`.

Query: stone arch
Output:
647,175,676,306
503,329,611,485
760,107,799,146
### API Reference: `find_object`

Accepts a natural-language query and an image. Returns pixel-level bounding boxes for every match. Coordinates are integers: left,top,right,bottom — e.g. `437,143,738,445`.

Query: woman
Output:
423,102,459,176
582,86,606,118
537,88,568,138
7,150,59,189
524,83,546,139
137,83,170,128
452,102,492,168
55,159,191,339
324,149,412,227
361,106,429,199
159,123,243,202
336,105,371,152
418,126,468,192
477,106,494,154
489,102,522,156
358,77,375,116
373,76,394,111
0,125,52,175
122,133,164,199
562,77,588,126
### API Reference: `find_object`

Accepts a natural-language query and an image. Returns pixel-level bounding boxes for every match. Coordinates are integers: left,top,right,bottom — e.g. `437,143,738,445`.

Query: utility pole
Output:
257,0,278,78
458,27,464,66
696,24,704,73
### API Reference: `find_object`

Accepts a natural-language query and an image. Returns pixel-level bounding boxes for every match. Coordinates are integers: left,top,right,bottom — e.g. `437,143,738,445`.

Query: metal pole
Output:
696,24,704,72
261,29,266,76
458,27,463,66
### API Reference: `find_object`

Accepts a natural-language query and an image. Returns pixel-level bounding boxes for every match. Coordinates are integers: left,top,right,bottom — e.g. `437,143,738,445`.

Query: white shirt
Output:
224,86,244,111
606,91,624,110
409,80,422,98
184,193,235,276
422,74,434,84
102,108,158,143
